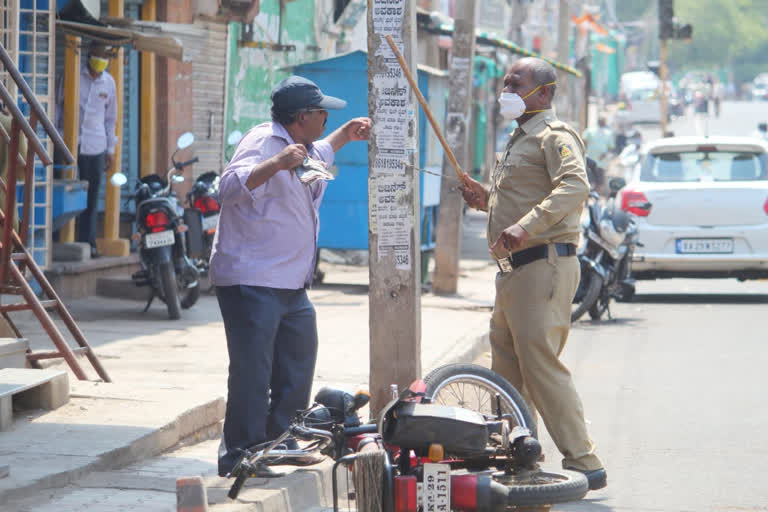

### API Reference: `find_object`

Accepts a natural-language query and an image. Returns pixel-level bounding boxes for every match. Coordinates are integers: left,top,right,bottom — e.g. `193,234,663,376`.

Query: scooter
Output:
111,132,201,320
571,177,650,322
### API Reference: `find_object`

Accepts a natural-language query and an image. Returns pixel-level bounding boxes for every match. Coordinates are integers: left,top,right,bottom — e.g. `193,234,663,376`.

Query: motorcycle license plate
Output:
202,213,219,231
420,463,450,511
144,230,175,248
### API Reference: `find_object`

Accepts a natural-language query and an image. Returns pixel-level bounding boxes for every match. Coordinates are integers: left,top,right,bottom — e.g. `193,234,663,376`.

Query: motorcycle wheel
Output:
494,468,588,506
423,363,537,439
181,281,200,309
571,270,602,322
588,297,608,321
159,261,181,320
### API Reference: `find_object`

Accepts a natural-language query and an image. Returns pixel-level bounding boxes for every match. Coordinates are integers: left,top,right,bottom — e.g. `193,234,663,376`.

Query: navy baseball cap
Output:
271,76,347,112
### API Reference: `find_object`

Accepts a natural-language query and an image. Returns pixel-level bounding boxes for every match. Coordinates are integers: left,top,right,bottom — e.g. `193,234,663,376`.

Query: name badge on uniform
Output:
498,258,513,273
99,92,108,99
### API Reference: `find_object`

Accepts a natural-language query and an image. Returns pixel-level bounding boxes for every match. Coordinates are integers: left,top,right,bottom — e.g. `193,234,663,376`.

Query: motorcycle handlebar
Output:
176,156,199,169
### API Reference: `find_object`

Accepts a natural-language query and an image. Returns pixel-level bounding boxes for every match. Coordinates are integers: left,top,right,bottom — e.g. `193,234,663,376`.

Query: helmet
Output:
612,209,631,233
598,206,627,248
304,405,334,430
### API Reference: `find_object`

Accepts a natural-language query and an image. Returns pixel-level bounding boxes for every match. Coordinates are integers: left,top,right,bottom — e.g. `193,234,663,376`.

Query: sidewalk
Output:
2,211,497,511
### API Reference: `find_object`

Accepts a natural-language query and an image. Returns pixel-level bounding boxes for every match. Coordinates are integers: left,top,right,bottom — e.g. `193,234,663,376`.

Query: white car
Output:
619,136,768,280
615,86,665,125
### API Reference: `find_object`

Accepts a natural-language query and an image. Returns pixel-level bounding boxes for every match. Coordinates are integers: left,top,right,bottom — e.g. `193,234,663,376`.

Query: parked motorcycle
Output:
113,132,201,320
183,130,242,281
227,363,589,509
571,177,650,322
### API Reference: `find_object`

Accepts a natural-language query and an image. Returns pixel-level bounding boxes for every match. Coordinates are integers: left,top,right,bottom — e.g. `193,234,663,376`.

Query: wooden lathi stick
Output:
384,35,468,185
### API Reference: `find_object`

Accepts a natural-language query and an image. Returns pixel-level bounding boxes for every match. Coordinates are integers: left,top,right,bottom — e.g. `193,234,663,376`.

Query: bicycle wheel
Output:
423,363,537,439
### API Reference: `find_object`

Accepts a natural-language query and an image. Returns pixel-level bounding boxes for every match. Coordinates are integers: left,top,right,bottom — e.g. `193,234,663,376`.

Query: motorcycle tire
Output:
159,261,182,320
571,270,602,322
497,469,588,506
181,281,200,309
423,363,537,439
588,298,608,321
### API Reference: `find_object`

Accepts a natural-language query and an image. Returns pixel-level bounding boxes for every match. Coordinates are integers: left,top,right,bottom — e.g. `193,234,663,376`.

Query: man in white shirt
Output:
56,42,118,258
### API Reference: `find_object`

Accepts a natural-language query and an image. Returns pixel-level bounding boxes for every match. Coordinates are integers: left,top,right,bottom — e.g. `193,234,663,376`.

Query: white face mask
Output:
498,81,556,120
498,92,526,120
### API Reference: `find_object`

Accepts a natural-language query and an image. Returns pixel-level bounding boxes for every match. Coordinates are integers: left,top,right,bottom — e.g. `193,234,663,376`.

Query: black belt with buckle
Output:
496,243,576,273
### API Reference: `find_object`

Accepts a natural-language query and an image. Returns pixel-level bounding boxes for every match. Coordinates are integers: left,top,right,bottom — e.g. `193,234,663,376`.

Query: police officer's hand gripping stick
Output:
384,35,471,188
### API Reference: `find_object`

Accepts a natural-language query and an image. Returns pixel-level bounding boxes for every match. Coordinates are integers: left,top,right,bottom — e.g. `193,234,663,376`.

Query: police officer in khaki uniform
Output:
461,57,606,491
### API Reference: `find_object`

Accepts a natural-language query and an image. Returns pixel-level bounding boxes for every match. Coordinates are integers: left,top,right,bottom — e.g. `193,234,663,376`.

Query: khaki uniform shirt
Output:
487,110,589,259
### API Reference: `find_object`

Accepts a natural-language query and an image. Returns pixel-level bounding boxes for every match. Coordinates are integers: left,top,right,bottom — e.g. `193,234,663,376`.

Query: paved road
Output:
633,99,767,140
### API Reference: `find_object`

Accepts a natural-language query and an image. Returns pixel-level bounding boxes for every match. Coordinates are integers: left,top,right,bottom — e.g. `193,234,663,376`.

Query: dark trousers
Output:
215,284,318,473
77,152,105,247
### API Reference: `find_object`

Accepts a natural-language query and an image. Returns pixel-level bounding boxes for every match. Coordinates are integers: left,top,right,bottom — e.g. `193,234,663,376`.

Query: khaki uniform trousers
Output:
489,247,602,471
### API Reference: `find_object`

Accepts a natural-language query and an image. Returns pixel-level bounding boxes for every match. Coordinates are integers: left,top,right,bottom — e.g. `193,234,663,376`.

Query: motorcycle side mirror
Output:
609,177,626,193
227,130,243,146
110,172,128,187
176,132,195,150
172,175,185,183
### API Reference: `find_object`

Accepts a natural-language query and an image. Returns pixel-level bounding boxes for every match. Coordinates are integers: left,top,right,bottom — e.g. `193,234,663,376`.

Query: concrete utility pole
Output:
432,0,477,294
659,39,668,135
554,0,572,123
366,0,421,414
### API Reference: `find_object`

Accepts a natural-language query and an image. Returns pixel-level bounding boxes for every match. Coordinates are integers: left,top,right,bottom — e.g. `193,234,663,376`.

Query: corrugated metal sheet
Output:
191,20,227,176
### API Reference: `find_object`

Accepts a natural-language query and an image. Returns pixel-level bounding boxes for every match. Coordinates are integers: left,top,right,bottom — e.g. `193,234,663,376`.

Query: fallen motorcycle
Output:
226,363,588,510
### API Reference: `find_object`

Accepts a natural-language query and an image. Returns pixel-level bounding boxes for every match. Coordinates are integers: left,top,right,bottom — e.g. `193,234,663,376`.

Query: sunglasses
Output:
302,107,328,115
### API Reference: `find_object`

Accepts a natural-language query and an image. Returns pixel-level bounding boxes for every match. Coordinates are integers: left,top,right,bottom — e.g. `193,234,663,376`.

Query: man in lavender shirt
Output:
211,76,371,478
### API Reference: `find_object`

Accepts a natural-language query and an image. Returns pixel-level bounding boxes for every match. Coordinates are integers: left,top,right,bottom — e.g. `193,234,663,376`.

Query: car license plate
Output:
421,463,450,511
202,213,219,231
144,230,175,248
676,238,734,254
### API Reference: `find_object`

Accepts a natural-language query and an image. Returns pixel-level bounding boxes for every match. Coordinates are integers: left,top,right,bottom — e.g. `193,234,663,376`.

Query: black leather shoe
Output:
565,467,607,490
90,246,100,259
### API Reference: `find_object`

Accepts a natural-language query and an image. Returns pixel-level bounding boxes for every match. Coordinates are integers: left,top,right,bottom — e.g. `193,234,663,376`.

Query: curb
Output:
207,461,334,512
427,330,491,374
1,397,225,505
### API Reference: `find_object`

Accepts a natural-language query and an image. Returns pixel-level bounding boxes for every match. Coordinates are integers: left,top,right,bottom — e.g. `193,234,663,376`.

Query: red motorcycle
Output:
226,364,588,510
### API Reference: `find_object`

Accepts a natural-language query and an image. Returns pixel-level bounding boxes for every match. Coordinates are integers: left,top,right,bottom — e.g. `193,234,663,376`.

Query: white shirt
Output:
56,66,118,156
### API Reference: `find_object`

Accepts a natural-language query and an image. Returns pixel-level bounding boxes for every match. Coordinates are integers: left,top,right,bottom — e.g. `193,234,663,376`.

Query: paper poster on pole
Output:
371,0,411,175
371,175,412,270
369,0,412,269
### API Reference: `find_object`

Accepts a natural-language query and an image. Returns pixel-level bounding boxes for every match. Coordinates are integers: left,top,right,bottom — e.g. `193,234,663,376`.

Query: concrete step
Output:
96,274,213,302
0,338,29,369
0,368,69,431
96,275,151,302
45,254,140,300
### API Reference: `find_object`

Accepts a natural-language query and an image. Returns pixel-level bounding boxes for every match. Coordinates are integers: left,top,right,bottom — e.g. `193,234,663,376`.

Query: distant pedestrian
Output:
713,80,724,118
211,76,371,478
582,116,614,175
